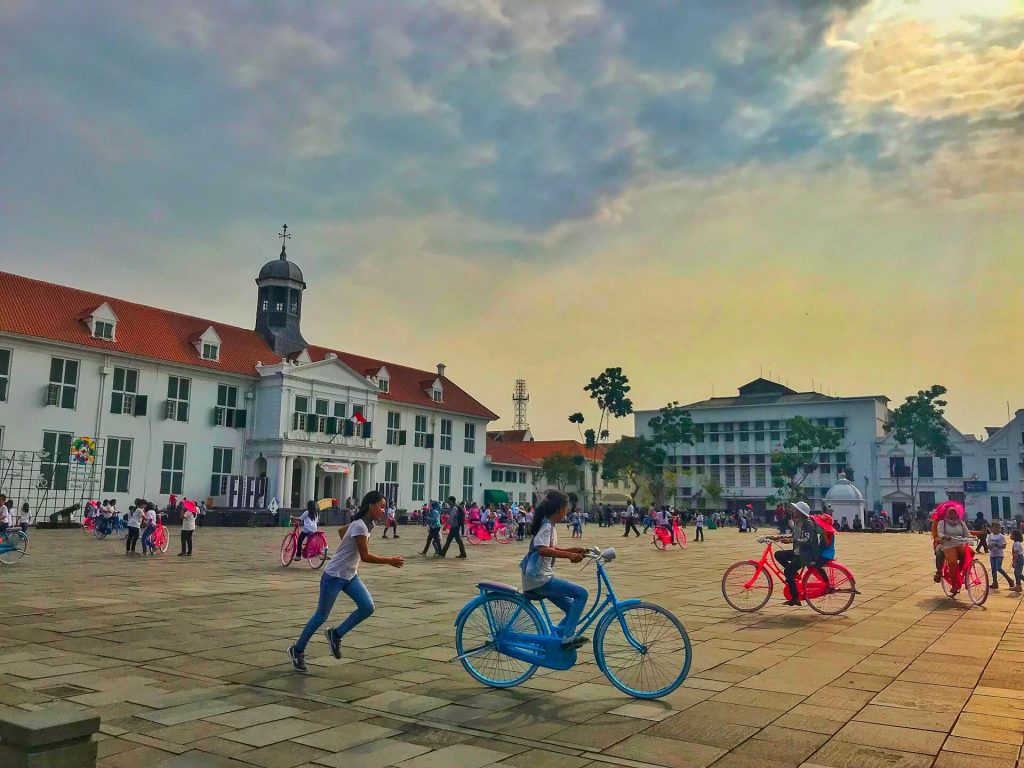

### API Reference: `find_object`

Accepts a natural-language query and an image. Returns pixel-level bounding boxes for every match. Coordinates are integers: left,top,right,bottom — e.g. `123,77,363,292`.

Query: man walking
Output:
623,499,640,537
440,496,467,558
694,512,705,542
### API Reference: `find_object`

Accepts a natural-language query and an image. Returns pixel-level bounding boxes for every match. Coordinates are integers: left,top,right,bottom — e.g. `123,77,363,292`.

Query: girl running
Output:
288,491,403,672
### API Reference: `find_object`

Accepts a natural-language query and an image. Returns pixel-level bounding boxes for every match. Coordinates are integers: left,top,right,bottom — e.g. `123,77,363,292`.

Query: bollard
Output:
0,705,99,768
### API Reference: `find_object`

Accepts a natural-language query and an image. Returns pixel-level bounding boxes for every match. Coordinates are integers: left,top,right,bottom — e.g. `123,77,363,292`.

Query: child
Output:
521,490,590,648
516,507,527,541
1011,530,1023,594
421,501,442,556
291,502,319,559
125,505,141,555
141,503,157,555
288,491,403,672
571,508,583,539
988,521,1013,590
381,505,398,539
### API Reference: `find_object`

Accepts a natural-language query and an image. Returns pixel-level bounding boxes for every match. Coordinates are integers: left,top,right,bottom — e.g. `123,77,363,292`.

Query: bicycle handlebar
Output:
945,536,978,545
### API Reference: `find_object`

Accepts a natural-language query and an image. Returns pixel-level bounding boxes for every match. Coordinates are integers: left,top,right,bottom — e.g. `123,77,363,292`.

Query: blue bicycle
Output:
453,546,692,698
0,528,28,565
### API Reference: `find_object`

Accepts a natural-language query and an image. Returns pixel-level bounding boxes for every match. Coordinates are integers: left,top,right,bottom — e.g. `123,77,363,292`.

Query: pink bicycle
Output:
281,523,329,569
466,520,511,545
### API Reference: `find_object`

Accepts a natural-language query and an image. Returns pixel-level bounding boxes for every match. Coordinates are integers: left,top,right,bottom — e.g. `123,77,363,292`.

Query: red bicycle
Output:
653,517,687,550
466,520,511,545
721,536,857,615
938,535,988,606
150,513,169,554
281,523,329,569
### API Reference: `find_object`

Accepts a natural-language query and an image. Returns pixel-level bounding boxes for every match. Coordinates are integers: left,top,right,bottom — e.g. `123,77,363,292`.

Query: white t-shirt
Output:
127,509,142,528
523,521,557,591
145,510,157,526
0,506,9,525
988,532,1007,558
1013,540,1024,560
325,518,369,580
181,511,196,532
298,511,318,533
696,514,704,528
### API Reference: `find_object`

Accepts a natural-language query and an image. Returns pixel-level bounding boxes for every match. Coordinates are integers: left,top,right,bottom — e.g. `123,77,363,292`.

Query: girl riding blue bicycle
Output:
520,490,590,649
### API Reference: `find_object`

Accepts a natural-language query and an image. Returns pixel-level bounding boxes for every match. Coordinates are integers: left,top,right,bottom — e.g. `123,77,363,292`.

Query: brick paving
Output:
1,524,1022,768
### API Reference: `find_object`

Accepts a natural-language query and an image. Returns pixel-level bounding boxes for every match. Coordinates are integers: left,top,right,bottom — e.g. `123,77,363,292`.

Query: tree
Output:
770,416,842,501
647,401,701,505
701,476,724,513
601,437,665,502
540,453,580,491
568,368,634,510
885,385,951,515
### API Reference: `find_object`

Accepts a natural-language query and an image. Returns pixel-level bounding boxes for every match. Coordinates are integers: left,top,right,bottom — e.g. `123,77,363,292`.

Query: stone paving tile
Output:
8,529,1024,768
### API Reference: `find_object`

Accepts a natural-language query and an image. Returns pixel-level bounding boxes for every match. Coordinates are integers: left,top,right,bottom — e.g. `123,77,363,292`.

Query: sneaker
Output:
560,635,589,649
933,572,942,583
177,553,186,557
325,629,341,659
456,554,467,559
288,645,308,672
992,583,1000,590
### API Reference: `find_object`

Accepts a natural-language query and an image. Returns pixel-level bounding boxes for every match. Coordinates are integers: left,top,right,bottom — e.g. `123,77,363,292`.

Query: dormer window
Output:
432,388,443,403
81,302,118,341
372,366,390,393
193,326,222,363
379,377,390,393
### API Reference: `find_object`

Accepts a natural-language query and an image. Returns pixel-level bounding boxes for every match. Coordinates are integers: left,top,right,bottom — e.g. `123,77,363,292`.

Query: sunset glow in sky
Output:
3,1,1023,438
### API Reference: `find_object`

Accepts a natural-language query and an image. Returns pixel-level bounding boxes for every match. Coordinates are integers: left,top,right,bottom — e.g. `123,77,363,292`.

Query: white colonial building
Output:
635,378,890,515
0,241,498,518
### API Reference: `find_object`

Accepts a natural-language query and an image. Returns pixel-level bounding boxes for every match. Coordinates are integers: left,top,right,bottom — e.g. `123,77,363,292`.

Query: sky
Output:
3,1,1024,440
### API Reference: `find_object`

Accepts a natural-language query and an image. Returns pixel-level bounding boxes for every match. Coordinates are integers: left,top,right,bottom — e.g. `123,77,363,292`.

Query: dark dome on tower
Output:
258,255,305,285
254,225,308,358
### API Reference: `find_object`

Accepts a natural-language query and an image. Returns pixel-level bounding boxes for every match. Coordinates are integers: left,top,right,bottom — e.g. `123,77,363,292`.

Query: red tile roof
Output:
508,440,607,462
0,271,498,421
485,438,539,468
487,429,530,442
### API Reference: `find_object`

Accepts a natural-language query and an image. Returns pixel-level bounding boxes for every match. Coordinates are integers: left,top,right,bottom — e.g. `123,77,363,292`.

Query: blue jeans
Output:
295,573,374,653
1014,557,1023,587
532,577,588,640
991,555,1014,588
141,524,154,552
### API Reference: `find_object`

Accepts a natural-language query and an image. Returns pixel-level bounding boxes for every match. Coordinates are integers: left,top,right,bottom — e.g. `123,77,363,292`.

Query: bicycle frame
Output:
747,542,787,585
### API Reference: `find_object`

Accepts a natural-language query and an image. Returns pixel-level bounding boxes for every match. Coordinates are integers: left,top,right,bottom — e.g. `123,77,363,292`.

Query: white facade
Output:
635,379,890,514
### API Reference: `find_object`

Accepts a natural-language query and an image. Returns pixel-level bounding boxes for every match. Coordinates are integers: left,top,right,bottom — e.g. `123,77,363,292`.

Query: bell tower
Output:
255,225,308,358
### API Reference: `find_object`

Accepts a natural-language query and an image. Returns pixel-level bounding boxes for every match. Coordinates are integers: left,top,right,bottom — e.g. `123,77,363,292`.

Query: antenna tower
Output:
512,379,530,430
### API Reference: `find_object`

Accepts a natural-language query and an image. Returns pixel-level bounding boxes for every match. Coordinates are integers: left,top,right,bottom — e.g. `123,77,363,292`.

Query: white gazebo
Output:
825,473,866,527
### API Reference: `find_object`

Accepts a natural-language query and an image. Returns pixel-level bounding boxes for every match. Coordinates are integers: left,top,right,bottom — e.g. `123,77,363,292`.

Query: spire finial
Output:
278,224,291,259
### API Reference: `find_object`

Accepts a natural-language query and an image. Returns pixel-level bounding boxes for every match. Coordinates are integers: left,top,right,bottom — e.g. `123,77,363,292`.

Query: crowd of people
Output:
82,495,202,556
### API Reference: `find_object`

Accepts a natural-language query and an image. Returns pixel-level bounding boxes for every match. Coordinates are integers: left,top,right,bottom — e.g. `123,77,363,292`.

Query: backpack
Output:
519,523,549,581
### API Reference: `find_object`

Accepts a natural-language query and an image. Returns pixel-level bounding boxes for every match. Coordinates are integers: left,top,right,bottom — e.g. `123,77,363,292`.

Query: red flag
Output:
352,412,367,424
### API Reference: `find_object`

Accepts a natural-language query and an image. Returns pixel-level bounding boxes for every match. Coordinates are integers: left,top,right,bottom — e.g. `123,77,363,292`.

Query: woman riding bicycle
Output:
932,501,970,593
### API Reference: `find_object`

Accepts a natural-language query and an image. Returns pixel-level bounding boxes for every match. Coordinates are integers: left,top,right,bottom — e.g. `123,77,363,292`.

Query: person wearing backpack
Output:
521,490,591,649
771,502,822,607
421,501,443,556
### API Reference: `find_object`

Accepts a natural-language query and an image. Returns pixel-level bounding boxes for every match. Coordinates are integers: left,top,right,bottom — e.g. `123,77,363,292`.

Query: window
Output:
917,457,933,479
818,453,832,475
0,348,9,401
160,443,186,495
834,417,846,428
919,491,936,511
103,438,132,493
41,431,72,491
412,463,425,501
890,457,909,478
432,389,443,403
384,461,399,484
352,405,366,438
210,447,233,496
387,412,402,445
946,456,963,478
110,367,139,415
755,466,766,487
491,469,502,482
215,384,246,428
47,358,78,409
519,472,526,484
464,423,476,453
989,458,998,482
769,431,780,443
1001,458,1009,482
991,496,1000,517
93,320,115,340
505,470,516,482
1003,496,1012,519
462,467,475,502
378,377,390,393
519,493,527,503
948,491,966,504
292,395,310,431
440,419,452,451
166,376,190,422
334,402,347,419
313,398,329,433
414,415,429,448
439,465,451,500
201,343,219,361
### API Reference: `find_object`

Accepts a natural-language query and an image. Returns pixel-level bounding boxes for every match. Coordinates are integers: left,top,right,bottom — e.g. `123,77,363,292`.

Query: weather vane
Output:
278,224,291,257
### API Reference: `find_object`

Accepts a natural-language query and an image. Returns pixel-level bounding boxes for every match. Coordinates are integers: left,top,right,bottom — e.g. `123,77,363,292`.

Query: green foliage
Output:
601,436,665,499
584,367,633,419
540,453,580,491
701,476,725,511
648,401,701,449
884,384,951,507
584,428,597,448
770,416,842,500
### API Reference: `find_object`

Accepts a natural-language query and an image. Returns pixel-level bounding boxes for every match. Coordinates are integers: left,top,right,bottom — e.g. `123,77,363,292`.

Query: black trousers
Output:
422,527,442,555
296,531,309,557
441,525,466,557
775,550,801,600
181,529,193,555
382,520,398,538
624,519,640,536
126,527,140,552
695,526,704,542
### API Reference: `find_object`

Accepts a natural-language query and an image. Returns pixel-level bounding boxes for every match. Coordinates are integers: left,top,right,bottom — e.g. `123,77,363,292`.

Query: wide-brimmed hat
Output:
790,501,811,518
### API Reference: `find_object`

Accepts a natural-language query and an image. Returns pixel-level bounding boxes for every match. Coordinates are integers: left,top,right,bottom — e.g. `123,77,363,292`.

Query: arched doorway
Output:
291,463,303,509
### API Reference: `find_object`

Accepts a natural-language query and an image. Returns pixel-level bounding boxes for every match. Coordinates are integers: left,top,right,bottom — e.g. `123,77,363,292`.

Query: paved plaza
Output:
1,525,1023,768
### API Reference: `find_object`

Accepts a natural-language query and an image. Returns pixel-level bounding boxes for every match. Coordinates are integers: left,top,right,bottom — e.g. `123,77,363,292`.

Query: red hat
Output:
811,513,836,535
931,500,965,521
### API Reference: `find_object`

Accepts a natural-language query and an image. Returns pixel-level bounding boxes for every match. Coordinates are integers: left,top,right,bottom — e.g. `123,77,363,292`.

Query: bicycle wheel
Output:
455,595,540,688
595,602,692,699
966,560,989,606
466,527,482,546
307,534,328,570
803,563,857,616
0,532,27,565
494,525,512,544
115,524,126,540
675,528,687,549
281,535,296,566
721,561,772,612
653,533,667,550
156,528,169,553
16,531,28,553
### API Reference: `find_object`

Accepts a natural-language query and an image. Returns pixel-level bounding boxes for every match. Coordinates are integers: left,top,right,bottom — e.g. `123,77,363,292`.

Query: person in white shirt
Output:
382,505,399,539
291,502,319,559
141,504,158,555
125,505,142,555
0,499,10,533
623,500,640,537
289,491,403,673
694,513,705,542
179,502,197,557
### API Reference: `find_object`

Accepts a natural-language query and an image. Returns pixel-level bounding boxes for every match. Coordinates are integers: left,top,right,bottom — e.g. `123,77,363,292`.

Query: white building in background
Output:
634,378,890,515
0,240,497,517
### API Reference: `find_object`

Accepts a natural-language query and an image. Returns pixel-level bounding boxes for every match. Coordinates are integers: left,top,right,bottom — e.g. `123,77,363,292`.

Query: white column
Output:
367,462,377,492
274,455,287,505
304,457,317,504
283,456,294,508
